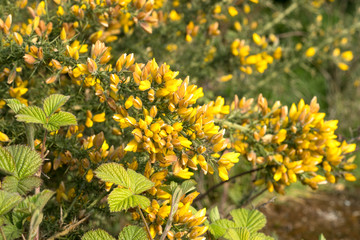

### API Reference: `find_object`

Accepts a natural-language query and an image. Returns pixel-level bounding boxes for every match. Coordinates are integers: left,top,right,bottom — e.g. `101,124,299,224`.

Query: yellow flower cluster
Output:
142,192,208,239
231,34,281,75
226,94,357,193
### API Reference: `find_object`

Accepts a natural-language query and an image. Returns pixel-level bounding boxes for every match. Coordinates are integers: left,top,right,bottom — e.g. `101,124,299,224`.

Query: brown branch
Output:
241,188,267,208
138,206,153,240
194,167,265,202
47,215,90,240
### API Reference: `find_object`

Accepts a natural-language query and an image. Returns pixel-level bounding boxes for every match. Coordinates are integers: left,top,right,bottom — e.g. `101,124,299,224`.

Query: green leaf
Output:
0,217,22,240
180,179,197,194
127,169,154,194
132,195,150,209
319,234,326,240
209,206,221,223
108,188,133,212
6,145,42,179
225,228,250,240
95,163,131,188
0,146,15,175
250,232,274,240
5,99,26,114
209,219,237,239
118,225,147,240
82,229,115,240
12,190,54,227
107,189,150,212
43,94,70,117
28,209,43,240
44,111,77,131
160,181,178,194
0,190,22,215
230,209,266,234
16,106,46,124
2,176,42,195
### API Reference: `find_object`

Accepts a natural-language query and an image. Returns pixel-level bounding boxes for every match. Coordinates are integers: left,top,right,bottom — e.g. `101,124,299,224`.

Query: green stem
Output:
260,1,299,34
138,206,153,240
0,226,7,240
25,124,35,150
214,119,249,132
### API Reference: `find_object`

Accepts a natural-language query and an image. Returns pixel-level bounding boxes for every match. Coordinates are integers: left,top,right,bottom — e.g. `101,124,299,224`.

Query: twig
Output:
47,215,90,240
0,226,7,240
277,31,305,38
138,206,153,240
214,119,249,131
159,198,179,240
195,167,264,202
260,1,299,34
256,197,277,210
241,188,267,208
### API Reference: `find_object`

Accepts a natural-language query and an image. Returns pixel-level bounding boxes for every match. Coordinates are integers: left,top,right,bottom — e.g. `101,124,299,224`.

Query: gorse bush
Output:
0,0,358,239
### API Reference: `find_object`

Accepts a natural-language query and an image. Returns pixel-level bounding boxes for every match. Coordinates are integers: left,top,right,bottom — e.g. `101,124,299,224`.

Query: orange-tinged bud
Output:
87,58,97,73
24,54,36,65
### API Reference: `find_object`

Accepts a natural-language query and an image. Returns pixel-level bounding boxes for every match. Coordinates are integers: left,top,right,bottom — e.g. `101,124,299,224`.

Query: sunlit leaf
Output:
118,225,147,240
43,94,70,116
82,229,115,240
16,106,46,124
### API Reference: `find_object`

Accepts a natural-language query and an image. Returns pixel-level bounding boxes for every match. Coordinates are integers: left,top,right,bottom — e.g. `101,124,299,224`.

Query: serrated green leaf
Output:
160,181,178,195
0,190,22,215
209,219,237,239
107,188,150,212
180,179,197,195
43,94,70,117
6,145,42,179
230,209,266,234
16,106,46,124
127,169,154,194
82,229,116,240
108,188,134,212
5,99,26,114
209,206,221,223
118,225,147,240
44,111,77,131
225,228,250,240
12,190,54,227
95,163,131,188
0,217,22,240
0,146,15,175
132,195,150,209
250,232,274,240
2,176,42,195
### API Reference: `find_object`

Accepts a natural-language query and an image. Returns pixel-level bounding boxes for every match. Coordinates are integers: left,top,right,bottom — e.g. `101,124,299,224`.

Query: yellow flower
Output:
178,136,192,148
305,47,316,57
219,74,233,82
139,80,151,91
337,62,349,71
174,168,194,179
0,132,10,142
85,169,93,182
228,6,238,17
341,51,353,62
169,10,181,21
93,112,106,122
